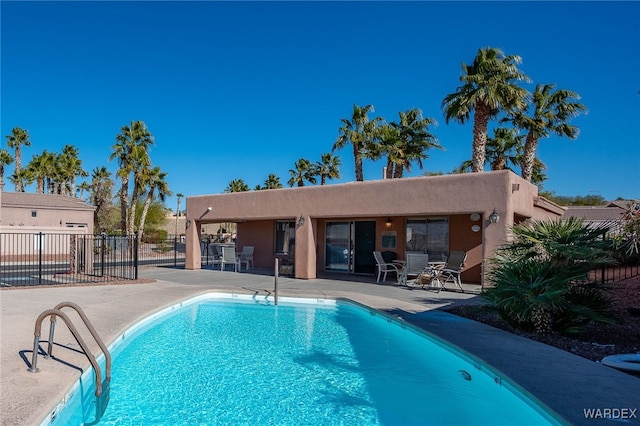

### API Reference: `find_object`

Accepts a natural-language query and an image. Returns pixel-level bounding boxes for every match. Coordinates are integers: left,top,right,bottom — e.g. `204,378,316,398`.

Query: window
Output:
275,221,296,255
31,210,37,217
406,218,449,261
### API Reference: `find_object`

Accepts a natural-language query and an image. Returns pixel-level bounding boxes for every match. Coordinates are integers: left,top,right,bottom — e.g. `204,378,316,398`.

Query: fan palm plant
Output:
333,104,382,181
485,127,524,171
316,153,341,185
288,158,317,187
224,179,250,192
5,127,31,191
261,173,283,190
391,109,442,178
484,217,616,334
509,83,587,182
0,149,14,186
138,166,172,238
442,47,530,173
110,120,154,235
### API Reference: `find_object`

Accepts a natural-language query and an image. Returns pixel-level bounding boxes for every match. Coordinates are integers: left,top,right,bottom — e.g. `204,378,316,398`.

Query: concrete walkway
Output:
1,268,638,425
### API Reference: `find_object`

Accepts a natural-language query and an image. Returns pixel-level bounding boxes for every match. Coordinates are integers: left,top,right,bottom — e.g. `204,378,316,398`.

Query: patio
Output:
1,267,638,425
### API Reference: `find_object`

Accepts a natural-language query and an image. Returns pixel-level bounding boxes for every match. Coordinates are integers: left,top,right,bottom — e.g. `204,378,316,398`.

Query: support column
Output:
294,216,316,279
185,219,202,270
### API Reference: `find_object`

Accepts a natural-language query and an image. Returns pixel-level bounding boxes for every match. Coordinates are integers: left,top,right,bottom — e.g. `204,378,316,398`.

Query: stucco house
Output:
0,191,95,233
184,170,565,286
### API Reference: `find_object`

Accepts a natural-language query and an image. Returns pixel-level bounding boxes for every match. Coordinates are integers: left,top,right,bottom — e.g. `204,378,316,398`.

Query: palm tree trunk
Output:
353,145,364,181
393,164,404,179
127,180,141,236
321,175,326,185
491,156,507,171
119,178,129,235
385,158,393,179
14,148,22,191
137,189,154,239
521,132,538,182
471,103,490,173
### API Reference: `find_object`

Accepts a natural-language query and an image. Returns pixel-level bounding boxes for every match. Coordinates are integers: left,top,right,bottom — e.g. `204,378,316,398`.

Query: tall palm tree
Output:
59,145,87,196
442,47,530,173
316,153,341,185
25,151,50,193
390,109,442,178
288,158,317,187
333,104,382,181
0,149,13,187
371,123,402,179
510,83,587,182
109,120,154,235
224,179,250,192
84,166,113,232
138,166,172,238
262,173,283,190
5,127,31,191
175,192,184,236
485,127,524,171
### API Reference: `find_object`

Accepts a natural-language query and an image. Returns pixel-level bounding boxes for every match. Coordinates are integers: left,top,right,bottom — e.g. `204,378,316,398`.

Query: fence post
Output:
100,233,106,277
134,235,139,280
174,235,177,267
38,232,43,285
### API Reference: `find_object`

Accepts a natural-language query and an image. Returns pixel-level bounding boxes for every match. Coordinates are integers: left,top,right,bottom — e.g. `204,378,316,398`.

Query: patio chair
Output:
239,246,254,270
220,246,240,272
437,251,467,292
373,251,401,283
398,253,429,286
210,245,222,270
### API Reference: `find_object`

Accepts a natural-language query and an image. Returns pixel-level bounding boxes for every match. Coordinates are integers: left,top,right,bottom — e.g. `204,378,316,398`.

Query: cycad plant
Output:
484,217,616,335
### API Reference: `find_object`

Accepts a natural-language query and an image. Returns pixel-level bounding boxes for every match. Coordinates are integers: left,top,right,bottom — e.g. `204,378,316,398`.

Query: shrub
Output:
483,218,616,335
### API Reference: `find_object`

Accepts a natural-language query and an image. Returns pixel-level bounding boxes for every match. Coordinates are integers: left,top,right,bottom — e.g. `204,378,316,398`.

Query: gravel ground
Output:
446,275,640,365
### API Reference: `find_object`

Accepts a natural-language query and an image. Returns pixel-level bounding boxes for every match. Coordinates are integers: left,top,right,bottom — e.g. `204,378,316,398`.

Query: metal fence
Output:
1,233,138,287
138,236,186,268
587,262,640,285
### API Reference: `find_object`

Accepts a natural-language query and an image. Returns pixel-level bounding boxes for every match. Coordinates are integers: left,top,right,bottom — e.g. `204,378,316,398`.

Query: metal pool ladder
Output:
29,301,111,398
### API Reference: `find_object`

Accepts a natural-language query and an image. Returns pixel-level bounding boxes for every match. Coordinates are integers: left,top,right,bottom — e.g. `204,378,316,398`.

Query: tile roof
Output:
563,206,625,221
1,192,95,211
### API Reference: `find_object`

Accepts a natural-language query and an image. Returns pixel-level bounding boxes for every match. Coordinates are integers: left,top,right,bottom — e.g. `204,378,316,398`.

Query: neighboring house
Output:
563,201,637,234
0,191,95,234
184,170,566,286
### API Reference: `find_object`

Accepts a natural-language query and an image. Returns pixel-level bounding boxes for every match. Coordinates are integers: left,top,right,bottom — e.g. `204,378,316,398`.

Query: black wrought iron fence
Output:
587,262,640,285
0,233,138,287
137,236,186,268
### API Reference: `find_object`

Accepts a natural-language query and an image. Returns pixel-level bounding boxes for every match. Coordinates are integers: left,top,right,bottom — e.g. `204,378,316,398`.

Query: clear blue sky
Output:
2,1,639,211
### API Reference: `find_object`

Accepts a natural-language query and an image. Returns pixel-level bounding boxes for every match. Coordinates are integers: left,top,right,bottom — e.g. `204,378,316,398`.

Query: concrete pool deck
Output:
1,268,638,425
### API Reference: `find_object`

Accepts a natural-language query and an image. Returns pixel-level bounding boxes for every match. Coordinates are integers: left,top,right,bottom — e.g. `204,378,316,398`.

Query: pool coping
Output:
2,268,639,425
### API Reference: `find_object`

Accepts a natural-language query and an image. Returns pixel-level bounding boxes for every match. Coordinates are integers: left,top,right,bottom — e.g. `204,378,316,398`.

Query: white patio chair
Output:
398,253,429,286
373,251,401,283
220,247,240,272
239,246,254,270
436,251,467,292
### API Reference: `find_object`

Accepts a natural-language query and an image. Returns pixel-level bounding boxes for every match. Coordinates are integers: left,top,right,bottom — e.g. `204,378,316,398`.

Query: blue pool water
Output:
46,294,563,425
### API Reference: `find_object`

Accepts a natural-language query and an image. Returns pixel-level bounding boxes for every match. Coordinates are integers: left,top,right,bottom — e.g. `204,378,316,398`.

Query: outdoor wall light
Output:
186,219,192,228
489,209,501,224
385,217,393,228
298,216,305,227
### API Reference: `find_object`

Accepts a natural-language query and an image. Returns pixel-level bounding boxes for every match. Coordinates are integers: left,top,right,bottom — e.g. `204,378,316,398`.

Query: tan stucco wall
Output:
1,205,94,234
185,171,564,284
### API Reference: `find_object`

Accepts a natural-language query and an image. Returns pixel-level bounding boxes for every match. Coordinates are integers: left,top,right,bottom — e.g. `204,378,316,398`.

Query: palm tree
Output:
25,151,51,193
109,120,154,235
316,153,341,185
373,123,402,179
5,127,31,191
59,145,87,196
83,166,113,232
262,173,283,190
509,83,587,182
138,166,172,238
442,47,530,173
175,192,184,236
0,149,13,187
390,109,442,178
333,104,382,181
224,179,250,192
288,158,317,187
485,127,524,171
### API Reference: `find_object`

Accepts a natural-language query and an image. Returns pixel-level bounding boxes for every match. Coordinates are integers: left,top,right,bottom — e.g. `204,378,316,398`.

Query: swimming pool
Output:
44,294,565,425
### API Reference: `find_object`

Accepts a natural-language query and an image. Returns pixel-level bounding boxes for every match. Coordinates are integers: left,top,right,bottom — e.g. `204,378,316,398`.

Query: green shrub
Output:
483,218,616,335
142,229,168,244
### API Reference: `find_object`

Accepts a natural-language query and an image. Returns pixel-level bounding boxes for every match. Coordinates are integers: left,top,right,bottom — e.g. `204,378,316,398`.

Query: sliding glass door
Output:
406,218,449,261
325,221,376,274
